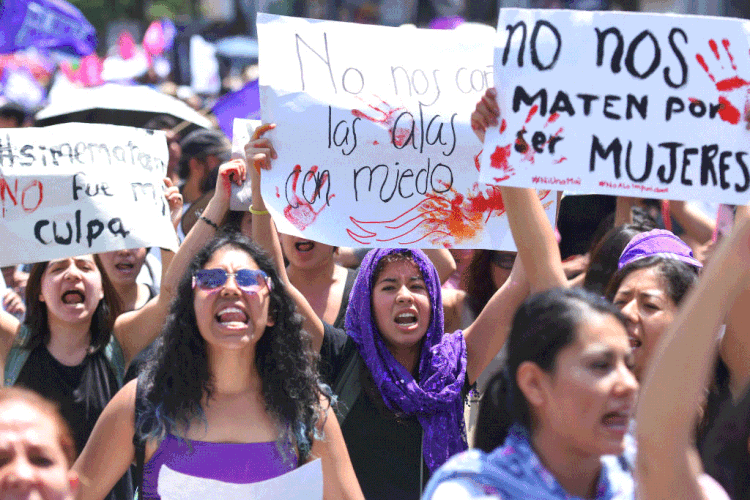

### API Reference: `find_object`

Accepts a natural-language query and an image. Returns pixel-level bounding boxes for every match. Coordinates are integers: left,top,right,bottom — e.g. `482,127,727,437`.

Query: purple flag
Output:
211,80,260,139
0,0,97,55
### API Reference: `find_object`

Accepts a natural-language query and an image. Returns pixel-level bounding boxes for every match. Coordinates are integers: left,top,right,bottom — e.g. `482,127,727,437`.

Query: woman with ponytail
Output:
423,288,638,500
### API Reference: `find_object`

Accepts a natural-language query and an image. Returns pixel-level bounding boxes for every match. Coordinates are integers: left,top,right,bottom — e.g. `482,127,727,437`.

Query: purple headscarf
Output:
345,248,468,472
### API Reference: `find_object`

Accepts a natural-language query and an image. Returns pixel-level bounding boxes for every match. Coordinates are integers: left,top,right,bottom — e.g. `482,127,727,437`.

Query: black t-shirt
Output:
15,345,119,454
15,344,134,500
321,324,463,500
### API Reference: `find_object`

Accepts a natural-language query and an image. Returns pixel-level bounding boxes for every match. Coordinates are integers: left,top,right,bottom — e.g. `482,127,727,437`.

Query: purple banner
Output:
0,0,97,55
212,79,260,139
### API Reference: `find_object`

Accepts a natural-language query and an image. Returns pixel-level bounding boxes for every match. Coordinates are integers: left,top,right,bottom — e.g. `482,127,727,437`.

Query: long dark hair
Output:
136,233,326,460
23,258,121,353
464,251,506,318
473,288,626,452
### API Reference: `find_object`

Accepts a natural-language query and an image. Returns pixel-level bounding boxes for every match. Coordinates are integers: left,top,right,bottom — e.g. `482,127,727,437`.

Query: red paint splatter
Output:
696,54,716,82
718,96,741,124
553,157,567,164
723,39,737,70
525,105,538,124
688,97,700,103
489,145,513,181
709,39,721,60
716,76,750,91
473,150,483,172
500,119,507,133
372,140,379,145
393,127,412,148
545,113,560,126
275,187,280,198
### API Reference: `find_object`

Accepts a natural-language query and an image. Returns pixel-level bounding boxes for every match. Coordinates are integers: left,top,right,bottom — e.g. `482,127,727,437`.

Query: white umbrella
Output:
35,83,213,131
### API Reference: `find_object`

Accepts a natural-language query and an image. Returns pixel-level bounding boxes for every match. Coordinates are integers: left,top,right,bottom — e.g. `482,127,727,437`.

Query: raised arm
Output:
114,164,244,365
719,203,750,399
669,200,716,245
246,124,326,352
310,398,365,500
422,249,456,285
461,254,529,384
73,380,138,500
635,212,750,500
471,88,567,293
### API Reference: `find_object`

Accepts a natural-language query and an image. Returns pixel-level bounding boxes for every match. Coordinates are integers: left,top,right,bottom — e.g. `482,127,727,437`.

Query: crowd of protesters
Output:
3,4,750,500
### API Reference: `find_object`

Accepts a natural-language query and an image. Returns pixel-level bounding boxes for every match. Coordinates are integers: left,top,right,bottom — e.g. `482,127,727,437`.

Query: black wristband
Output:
199,215,219,230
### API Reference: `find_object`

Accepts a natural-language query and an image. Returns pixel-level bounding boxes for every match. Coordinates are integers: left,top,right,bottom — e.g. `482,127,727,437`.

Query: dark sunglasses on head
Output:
192,268,271,294
490,251,516,270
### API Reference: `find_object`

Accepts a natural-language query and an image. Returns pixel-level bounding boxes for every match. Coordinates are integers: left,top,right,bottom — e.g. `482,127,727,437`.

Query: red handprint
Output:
488,108,566,183
351,95,416,147
283,165,334,231
695,38,750,125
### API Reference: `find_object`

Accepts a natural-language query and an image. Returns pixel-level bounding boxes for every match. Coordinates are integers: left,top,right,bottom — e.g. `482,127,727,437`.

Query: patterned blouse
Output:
422,424,634,500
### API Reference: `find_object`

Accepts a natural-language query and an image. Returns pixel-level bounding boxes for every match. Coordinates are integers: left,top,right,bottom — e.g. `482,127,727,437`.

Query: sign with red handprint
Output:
480,9,750,204
256,14,557,249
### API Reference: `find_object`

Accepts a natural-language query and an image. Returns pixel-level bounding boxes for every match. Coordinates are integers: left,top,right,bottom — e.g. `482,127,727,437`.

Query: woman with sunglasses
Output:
72,161,363,500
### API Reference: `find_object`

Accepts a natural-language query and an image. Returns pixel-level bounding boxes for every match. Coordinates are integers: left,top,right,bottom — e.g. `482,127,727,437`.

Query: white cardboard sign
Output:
257,14,556,250
480,9,750,204
0,123,178,266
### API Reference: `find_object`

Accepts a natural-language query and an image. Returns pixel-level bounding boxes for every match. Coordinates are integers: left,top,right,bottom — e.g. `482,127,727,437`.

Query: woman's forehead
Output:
47,254,96,266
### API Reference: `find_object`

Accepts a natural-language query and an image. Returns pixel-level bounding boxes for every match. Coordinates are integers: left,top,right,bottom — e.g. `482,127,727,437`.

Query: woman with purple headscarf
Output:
245,124,533,500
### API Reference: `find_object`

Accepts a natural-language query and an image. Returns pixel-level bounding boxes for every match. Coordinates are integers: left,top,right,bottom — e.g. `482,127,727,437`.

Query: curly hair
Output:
136,233,327,461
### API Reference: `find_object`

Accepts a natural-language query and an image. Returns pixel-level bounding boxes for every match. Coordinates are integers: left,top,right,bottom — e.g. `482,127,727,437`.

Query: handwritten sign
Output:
0,123,178,267
480,9,750,204
257,14,556,250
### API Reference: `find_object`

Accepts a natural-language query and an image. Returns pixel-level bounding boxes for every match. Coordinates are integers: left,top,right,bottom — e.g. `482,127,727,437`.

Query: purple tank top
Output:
142,434,297,500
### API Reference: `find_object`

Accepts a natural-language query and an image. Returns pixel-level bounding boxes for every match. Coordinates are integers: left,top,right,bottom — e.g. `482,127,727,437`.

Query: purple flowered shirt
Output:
422,424,634,500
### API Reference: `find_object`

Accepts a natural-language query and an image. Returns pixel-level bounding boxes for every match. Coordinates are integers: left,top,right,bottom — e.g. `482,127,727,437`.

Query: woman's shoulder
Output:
422,449,506,500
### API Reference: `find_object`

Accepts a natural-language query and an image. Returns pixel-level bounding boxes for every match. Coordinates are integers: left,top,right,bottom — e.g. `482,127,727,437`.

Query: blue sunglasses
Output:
192,268,271,294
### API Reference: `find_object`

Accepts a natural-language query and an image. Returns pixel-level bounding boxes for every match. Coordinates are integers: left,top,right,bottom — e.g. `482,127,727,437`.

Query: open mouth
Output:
61,290,85,304
601,411,630,432
294,241,314,252
216,307,249,328
394,312,418,327
115,262,135,272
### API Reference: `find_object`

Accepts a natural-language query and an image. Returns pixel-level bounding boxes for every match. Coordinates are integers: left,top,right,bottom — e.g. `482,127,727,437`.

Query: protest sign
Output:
480,9,750,204
257,14,556,250
0,0,97,56
230,118,261,211
156,458,322,500
0,123,178,267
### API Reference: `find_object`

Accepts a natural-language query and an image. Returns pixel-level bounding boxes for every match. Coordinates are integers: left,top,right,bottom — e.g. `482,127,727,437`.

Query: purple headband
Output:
618,229,703,270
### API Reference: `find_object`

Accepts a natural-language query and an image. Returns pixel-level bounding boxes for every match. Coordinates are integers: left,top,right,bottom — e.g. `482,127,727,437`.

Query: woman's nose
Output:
395,285,413,303
619,299,638,323
219,274,242,296
1,455,37,487
614,362,639,396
